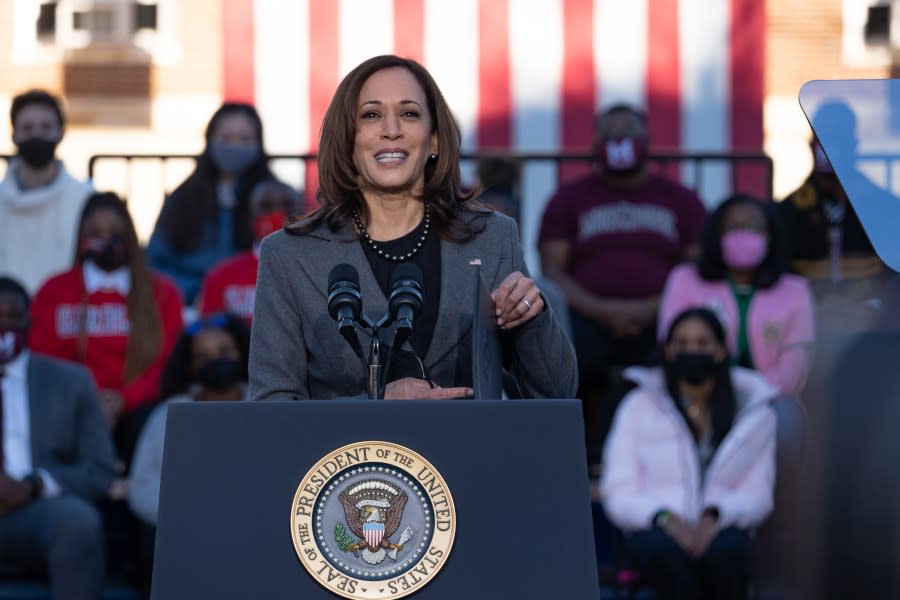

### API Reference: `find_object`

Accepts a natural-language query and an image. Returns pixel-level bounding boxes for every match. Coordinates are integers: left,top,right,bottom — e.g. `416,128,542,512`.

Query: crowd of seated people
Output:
0,86,894,599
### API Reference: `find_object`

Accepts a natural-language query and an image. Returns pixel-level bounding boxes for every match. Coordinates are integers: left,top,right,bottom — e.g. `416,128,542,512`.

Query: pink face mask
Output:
722,230,768,270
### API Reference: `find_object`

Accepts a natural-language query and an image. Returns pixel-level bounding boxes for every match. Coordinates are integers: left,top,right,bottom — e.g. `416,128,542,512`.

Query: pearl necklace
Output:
351,203,431,263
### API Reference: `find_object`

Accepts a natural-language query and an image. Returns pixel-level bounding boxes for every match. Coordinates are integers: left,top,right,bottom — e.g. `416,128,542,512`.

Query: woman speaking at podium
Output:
248,55,576,401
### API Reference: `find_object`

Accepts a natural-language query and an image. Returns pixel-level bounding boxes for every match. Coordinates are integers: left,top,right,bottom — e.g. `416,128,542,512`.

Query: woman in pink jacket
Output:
658,194,815,399
601,307,777,600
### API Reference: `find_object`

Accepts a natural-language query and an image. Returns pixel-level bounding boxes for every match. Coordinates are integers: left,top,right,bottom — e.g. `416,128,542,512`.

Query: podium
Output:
151,399,600,599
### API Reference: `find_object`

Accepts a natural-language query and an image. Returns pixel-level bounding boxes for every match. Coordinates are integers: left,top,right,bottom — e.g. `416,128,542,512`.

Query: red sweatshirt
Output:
196,250,258,325
29,267,184,412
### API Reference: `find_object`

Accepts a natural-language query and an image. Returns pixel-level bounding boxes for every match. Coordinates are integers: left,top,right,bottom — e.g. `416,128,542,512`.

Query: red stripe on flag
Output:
394,0,425,63
222,0,255,103
559,0,596,183
730,0,766,197
477,0,511,149
307,1,340,206
646,0,680,180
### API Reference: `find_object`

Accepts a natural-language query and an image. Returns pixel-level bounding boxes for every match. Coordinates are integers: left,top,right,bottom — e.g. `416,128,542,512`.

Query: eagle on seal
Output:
339,482,408,564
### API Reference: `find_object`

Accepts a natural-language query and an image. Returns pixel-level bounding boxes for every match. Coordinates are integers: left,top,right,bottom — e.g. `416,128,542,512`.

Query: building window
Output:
843,0,895,67
134,2,157,30
36,2,57,38
15,0,175,57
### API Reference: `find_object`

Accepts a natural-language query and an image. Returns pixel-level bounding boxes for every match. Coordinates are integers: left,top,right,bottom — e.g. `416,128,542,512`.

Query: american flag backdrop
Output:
220,0,764,269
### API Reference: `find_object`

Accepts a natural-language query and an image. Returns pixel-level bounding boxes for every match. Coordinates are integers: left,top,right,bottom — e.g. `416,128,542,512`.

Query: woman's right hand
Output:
662,514,697,554
384,377,474,400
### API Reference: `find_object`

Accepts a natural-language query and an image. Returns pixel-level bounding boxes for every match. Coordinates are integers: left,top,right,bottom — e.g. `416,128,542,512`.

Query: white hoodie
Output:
600,366,777,532
0,159,93,293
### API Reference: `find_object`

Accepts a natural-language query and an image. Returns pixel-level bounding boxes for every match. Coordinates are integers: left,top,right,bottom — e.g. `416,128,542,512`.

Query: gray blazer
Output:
27,353,117,500
249,210,577,400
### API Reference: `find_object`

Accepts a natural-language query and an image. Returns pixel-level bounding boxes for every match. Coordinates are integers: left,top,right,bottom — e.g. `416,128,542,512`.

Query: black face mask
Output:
81,235,129,272
195,358,243,392
16,137,58,168
670,353,720,385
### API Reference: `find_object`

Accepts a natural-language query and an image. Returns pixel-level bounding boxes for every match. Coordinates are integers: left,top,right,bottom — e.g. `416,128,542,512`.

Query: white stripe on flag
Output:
424,0,480,185
254,0,310,193
594,0,648,109
679,0,731,207
339,0,394,77
509,0,564,274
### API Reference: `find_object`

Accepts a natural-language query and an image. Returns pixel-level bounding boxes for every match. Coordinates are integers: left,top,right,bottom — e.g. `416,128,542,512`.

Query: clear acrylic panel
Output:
799,79,900,273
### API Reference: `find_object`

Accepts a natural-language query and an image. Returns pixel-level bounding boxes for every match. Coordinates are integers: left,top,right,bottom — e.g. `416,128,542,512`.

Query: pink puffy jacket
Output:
658,263,815,397
600,366,777,533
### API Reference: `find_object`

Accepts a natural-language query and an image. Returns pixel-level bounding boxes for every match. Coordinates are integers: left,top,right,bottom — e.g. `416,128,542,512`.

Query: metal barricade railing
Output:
86,150,775,201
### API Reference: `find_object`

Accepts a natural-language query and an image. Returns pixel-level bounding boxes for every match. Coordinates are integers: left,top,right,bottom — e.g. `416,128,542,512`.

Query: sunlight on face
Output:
352,67,437,199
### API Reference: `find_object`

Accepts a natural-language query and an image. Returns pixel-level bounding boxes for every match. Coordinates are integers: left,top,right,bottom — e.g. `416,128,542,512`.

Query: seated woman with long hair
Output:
600,307,777,600
658,193,814,399
147,103,276,304
29,192,183,458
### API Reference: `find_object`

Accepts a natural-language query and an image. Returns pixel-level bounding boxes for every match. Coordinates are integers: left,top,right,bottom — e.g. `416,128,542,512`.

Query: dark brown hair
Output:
75,192,163,384
288,55,481,240
663,307,736,447
155,102,273,253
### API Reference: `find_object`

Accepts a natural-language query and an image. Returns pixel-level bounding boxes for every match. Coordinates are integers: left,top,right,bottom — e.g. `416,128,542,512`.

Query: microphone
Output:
327,264,363,358
388,263,424,344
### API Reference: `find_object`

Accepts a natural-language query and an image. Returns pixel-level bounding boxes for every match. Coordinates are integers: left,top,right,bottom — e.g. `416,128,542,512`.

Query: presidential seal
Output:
290,441,456,599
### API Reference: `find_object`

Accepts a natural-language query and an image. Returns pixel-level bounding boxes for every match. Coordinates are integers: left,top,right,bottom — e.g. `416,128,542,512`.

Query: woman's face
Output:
210,113,259,147
81,207,128,242
190,327,240,375
721,201,768,238
664,317,727,363
352,67,437,200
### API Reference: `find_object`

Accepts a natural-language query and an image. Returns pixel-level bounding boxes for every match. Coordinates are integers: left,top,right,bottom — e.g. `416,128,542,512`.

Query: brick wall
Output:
767,0,888,98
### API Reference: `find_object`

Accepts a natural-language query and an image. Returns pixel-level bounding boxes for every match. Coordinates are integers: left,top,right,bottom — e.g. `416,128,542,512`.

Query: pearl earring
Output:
429,153,437,160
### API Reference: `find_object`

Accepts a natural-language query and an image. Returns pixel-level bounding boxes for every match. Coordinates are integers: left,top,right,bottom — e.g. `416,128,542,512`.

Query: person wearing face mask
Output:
0,90,94,295
0,275,117,600
658,193,815,399
28,193,183,463
196,179,304,324
539,104,707,467
147,103,276,304
127,313,248,589
600,307,777,600
778,134,883,288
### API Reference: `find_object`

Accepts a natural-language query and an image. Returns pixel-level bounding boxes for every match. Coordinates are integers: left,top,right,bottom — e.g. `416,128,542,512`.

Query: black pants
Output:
626,527,751,600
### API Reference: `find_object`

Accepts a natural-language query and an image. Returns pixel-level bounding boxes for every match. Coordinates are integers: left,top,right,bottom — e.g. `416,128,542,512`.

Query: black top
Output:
361,219,442,380
779,175,875,260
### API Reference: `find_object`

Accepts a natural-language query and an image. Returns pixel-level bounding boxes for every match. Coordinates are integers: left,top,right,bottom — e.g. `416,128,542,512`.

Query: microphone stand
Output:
358,314,391,400
367,335,383,400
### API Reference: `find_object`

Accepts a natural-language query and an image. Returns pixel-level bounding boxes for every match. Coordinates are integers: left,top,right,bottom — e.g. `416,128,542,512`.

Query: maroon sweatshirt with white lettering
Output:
29,267,183,412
